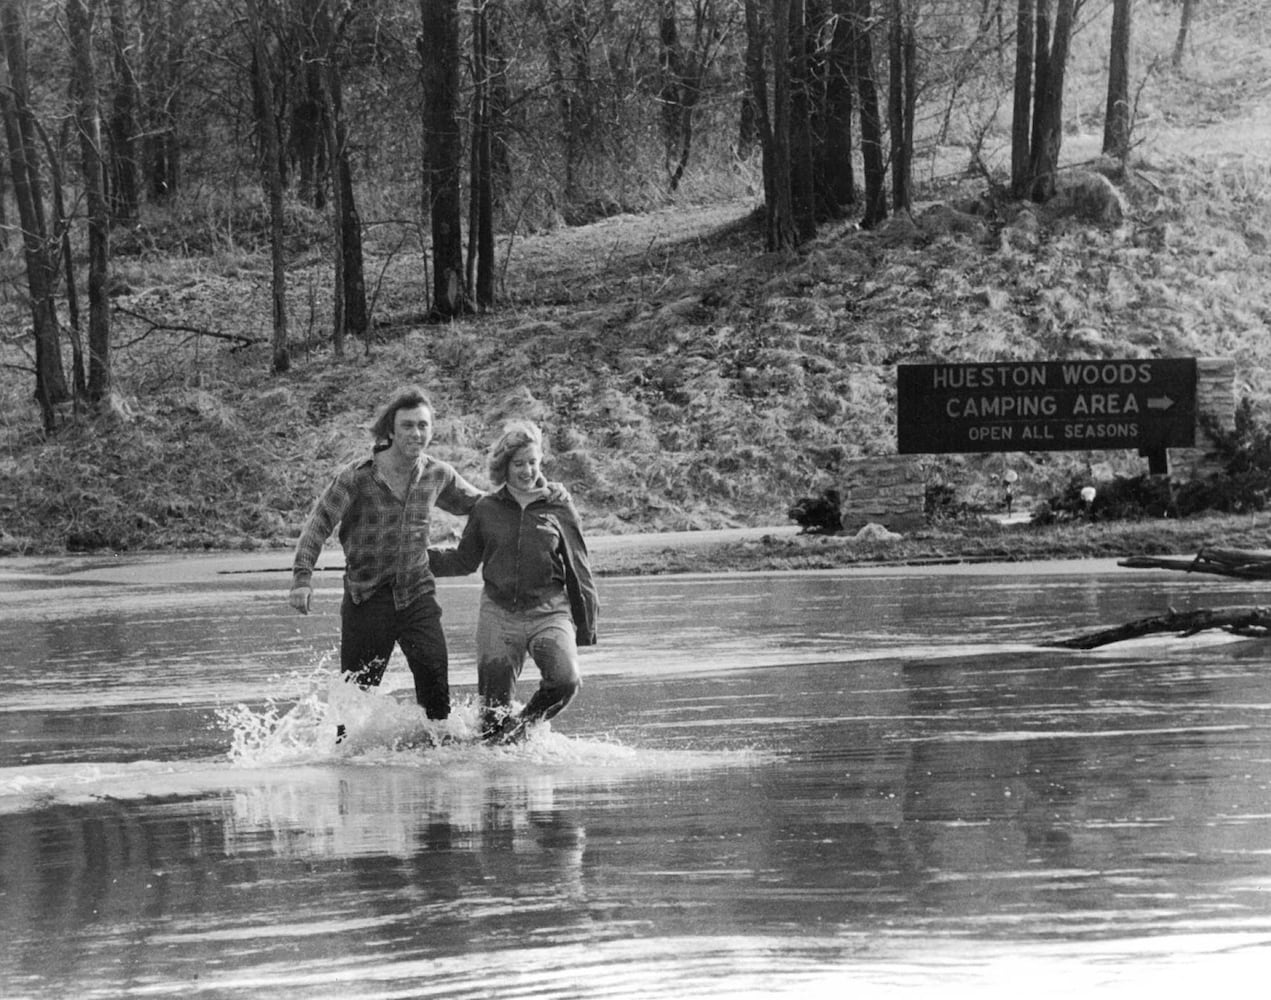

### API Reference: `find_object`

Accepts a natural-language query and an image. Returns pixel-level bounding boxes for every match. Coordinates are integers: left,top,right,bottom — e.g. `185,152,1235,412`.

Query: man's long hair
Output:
371,386,434,452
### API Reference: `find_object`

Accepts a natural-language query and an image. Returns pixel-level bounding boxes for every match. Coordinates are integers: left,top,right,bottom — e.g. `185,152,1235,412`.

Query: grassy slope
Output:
1,6,1269,563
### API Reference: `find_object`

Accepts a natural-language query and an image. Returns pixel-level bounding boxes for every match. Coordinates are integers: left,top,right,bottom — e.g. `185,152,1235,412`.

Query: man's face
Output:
390,405,433,460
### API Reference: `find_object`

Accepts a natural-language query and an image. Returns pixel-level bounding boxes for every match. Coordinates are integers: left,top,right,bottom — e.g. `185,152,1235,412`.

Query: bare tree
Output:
660,0,727,193
105,0,139,223
293,8,328,210
789,0,816,242
139,0,184,200
1172,0,1195,69
742,0,777,238
851,0,887,229
811,0,855,216
468,0,491,307
530,0,601,219
1102,0,1131,160
0,144,7,249
308,0,367,348
42,111,87,401
0,0,69,429
246,0,290,373
887,0,916,212
419,0,466,318
1010,0,1081,201
68,0,112,404
1010,0,1034,197
1027,0,1079,202
743,0,797,250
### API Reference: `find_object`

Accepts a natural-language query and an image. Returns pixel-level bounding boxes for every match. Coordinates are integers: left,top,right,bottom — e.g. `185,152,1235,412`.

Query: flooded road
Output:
2,553,1270,997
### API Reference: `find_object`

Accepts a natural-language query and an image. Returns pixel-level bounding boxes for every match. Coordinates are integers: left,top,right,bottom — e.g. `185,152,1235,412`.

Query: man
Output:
289,386,482,725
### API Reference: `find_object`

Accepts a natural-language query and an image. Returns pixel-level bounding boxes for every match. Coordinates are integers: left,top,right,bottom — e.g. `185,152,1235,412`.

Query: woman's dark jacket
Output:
428,487,598,646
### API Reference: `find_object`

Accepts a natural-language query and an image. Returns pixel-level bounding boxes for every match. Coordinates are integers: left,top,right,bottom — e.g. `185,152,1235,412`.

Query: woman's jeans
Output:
476,592,580,727
341,585,449,719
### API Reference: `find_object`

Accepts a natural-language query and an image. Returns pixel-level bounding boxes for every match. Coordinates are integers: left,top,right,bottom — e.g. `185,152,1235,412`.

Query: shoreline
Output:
4,509,1269,585
0,528,1207,588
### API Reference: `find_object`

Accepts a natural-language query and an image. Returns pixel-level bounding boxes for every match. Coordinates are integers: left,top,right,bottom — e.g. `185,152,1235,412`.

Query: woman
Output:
429,421,598,742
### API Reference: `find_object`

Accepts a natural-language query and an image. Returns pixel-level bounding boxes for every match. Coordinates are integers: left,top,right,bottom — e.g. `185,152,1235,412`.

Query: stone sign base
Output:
839,456,926,534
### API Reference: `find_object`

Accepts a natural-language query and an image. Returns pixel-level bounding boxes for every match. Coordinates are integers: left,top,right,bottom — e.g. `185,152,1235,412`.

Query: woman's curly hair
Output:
488,420,544,486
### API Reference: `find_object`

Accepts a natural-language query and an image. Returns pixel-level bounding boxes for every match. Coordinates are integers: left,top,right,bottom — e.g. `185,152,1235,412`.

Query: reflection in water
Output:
2,563,1271,997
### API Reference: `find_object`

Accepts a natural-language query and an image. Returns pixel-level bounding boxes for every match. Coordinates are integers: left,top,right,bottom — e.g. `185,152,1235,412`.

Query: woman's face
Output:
507,443,542,490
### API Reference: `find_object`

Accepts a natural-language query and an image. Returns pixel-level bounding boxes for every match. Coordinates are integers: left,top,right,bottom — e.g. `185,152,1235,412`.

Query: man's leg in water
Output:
397,594,450,720
336,586,397,741
340,586,397,687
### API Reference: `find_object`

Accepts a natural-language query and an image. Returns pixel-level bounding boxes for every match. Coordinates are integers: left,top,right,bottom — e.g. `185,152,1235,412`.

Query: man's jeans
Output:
341,585,449,719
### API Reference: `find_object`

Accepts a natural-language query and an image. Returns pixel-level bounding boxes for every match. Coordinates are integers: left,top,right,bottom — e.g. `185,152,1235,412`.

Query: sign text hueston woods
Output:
897,359,1198,455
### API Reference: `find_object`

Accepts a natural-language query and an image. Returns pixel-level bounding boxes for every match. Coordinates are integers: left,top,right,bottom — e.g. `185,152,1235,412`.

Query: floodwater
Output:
2,552,1270,999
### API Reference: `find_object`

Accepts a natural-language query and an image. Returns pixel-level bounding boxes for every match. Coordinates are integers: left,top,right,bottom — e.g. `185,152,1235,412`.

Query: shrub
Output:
1038,398,1271,522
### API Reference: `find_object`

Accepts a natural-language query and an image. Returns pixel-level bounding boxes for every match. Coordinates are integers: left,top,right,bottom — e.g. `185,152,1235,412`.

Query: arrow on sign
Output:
1146,395,1175,411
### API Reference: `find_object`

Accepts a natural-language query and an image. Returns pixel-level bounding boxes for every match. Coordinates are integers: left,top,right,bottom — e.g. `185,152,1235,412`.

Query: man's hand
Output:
544,480,571,504
288,585,312,615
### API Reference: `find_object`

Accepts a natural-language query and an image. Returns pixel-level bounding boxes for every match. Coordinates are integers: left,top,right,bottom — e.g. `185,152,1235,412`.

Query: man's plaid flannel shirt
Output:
292,454,483,609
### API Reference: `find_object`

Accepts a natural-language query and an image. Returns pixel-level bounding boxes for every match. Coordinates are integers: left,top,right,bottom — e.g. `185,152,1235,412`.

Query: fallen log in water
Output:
1119,547,1271,579
1048,605,1271,649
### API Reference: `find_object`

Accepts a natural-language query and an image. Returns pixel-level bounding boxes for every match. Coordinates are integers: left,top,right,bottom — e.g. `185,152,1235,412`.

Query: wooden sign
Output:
897,359,1198,455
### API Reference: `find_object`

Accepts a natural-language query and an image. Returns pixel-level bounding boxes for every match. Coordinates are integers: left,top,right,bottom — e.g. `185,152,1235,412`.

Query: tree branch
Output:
113,305,263,349
1119,547,1271,580
1048,606,1271,649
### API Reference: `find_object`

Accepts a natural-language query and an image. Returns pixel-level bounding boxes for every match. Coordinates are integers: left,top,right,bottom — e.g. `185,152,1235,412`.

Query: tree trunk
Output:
0,148,8,249
813,0,854,214
1010,0,1035,198
1050,606,1271,650
851,0,887,229
1029,0,1077,203
742,0,775,215
887,0,915,213
1102,0,1132,160
1172,0,1195,69
766,0,796,251
105,0,139,223
1029,0,1051,173
788,0,816,242
661,0,718,194
659,0,683,184
419,0,466,319
737,91,760,160
562,0,594,214
246,0,289,373
1120,548,1271,581
312,0,367,343
140,0,183,199
69,0,112,404
332,102,366,343
0,0,68,428
294,58,326,209
487,1,512,205
470,0,494,308
43,120,87,401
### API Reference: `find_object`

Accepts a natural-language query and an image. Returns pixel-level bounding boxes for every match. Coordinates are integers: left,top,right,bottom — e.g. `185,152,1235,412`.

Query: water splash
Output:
217,663,481,766
216,662,764,772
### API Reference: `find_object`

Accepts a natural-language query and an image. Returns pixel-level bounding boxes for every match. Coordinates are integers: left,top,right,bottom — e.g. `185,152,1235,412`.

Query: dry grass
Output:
2,4,1270,558
591,510,1271,577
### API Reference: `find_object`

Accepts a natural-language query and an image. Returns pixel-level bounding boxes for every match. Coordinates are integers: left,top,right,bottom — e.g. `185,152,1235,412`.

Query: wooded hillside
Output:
1,1,1269,554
